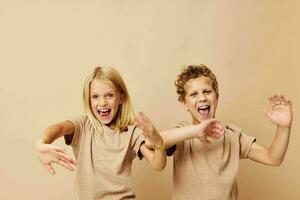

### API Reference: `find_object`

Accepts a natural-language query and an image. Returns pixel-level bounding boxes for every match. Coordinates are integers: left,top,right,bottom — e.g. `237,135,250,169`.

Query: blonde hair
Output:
83,66,135,134
175,64,219,102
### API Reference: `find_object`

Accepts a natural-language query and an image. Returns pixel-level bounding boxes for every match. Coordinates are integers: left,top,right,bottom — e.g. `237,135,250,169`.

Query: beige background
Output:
0,0,299,199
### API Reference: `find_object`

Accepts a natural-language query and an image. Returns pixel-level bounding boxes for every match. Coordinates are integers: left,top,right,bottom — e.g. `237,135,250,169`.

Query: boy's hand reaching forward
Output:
197,119,225,144
263,94,293,128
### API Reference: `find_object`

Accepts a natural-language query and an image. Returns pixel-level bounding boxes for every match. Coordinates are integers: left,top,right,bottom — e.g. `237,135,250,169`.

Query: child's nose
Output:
99,98,108,106
198,94,207,102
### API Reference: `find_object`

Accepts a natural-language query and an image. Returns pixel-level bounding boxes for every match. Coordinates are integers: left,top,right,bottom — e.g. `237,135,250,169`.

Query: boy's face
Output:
183,76,218,124
90,79,124,125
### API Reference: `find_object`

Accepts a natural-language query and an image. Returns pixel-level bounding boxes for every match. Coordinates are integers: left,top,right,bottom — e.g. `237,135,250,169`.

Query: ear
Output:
119,93,125,105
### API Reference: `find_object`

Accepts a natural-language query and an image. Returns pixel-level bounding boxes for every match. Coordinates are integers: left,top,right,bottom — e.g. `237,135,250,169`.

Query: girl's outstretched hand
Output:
135,112,164,149
263,94,293,128
197,119,225,144
36,141,76,175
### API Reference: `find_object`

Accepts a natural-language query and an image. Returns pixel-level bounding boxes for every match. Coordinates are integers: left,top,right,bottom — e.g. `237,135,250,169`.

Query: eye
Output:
106,93,114,99
190,92,197,97
204,90,212,94
91,94,98,99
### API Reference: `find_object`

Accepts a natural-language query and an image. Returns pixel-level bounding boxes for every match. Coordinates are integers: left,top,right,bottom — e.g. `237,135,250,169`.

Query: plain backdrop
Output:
0,1,299,199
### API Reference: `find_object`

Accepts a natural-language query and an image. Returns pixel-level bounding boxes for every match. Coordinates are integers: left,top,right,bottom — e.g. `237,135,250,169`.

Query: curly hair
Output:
175,64,219,102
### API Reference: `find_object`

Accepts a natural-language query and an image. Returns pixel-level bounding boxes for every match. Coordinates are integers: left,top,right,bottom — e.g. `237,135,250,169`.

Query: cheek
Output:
90,100,97,107
111,99,121,110
184,101,195,112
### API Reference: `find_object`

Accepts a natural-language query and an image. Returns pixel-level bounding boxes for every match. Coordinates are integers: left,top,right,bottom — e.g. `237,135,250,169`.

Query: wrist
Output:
277,125,291,130
36,139,46,147
188,125,201,139
153,140,165,152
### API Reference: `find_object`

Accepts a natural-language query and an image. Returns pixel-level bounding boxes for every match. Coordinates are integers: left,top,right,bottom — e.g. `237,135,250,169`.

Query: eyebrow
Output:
90,90,116,94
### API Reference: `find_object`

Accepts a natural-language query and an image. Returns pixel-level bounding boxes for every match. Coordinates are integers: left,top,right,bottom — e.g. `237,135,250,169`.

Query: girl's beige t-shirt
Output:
170,122,256,200
64,116,144,200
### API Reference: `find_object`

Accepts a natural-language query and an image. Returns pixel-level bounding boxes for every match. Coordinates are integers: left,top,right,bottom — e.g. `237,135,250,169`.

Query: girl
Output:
36,66,166,200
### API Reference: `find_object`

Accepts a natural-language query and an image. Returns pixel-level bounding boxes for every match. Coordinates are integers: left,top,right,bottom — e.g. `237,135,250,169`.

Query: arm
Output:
144,119,224,149
135,112,166,171
161,119,224,148
36,121,76,174
247,94,293,166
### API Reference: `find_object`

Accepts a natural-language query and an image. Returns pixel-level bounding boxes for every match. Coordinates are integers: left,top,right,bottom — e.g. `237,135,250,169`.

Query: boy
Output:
145,64,292,200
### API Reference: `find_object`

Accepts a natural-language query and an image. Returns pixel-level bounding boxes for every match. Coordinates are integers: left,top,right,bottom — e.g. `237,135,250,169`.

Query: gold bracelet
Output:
153,140,165,151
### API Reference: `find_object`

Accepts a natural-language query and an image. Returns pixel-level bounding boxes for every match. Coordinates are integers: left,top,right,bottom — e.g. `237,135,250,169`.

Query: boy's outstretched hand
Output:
135,112,164,149
197,119,225,144
263,94,293,128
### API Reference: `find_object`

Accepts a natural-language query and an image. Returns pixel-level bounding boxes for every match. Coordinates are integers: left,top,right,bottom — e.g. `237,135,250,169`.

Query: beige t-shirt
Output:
64,116,144,200
169,122,256,200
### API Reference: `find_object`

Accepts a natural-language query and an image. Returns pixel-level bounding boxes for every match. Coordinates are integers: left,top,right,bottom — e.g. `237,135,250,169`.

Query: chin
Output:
100,119,113,125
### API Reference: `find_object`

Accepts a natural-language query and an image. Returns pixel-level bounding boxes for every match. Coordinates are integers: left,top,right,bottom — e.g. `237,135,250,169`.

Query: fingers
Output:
46,150,76,173
135,112,155,135
135,112,152,126
56,151,76,165
268,94,292,108
54,158,76,172
206,120,224,138
44,163,55,175
210,127,224,138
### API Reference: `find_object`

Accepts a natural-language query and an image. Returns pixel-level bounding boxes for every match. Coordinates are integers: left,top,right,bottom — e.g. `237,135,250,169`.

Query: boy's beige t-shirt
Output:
169,122,256,200
64,116,144,200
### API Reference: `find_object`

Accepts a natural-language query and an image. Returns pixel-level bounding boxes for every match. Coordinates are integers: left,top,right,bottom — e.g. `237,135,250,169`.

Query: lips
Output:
97,108,111,117
197,105,210,117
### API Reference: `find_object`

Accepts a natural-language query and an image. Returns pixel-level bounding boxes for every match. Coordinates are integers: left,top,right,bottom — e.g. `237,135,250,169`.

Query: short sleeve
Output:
226,124,256,159
64,116,85,148
131,126,145,158
239,132,256,159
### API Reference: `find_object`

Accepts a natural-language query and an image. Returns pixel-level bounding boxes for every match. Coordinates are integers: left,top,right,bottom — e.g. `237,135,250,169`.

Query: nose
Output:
99,97,108,106
197,93,207,102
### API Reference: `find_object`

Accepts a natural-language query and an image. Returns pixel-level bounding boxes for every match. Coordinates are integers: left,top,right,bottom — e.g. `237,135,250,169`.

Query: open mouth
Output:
98,108,111,117
197,105,210,116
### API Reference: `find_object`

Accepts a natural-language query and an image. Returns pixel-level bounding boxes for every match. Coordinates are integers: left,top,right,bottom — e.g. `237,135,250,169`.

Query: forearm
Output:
39,125,64,144
248,126,291,166
38,121,74,144
267,126,291,165
151,149,167,171
140,144,166,171
160,125,199,148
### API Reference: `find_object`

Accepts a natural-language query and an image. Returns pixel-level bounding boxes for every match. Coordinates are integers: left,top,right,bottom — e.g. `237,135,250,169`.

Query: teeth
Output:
198,105,209,110
98,108,110,113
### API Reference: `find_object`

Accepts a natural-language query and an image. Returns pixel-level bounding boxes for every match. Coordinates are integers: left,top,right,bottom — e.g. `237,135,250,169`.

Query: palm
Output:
135,112,162,147
267,106,292,127
265,95,292,128
37,147,55,164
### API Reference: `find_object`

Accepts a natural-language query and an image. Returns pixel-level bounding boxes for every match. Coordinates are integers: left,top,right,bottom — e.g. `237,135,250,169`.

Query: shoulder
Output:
68,115,89,124
119,125,141,138
225,123,242,134
125,125,138,133
67,115,94,132
225,123,256,145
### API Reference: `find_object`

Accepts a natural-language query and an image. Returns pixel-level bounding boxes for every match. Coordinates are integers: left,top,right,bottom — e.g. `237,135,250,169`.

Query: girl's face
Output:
183,76,218,125
90,79,124,126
